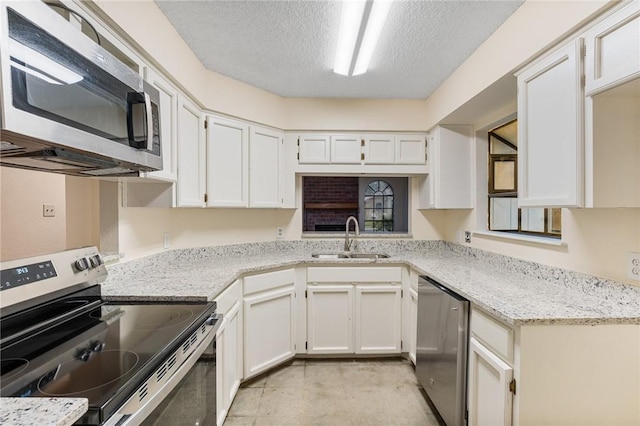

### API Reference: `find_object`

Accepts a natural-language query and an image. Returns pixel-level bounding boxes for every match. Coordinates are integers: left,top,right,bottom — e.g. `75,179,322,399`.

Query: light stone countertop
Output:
103,240,640,326
0,398,87,426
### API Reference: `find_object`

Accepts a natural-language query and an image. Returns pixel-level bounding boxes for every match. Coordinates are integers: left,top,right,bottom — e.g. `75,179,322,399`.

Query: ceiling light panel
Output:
352,0,393,76
334,0,366,76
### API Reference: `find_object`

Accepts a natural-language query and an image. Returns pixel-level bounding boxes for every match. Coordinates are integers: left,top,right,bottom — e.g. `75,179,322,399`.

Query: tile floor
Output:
224,358,440,426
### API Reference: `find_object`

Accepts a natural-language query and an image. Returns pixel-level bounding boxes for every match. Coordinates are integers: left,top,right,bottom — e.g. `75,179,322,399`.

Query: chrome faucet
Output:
344,216,360,252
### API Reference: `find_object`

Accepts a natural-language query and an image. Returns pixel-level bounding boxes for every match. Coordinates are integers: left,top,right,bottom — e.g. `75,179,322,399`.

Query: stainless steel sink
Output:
347,253,390,259
311,253,390,259
311,253,350,259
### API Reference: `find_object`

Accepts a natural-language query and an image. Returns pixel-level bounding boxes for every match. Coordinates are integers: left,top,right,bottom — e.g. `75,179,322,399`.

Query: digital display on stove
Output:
0,261,57,291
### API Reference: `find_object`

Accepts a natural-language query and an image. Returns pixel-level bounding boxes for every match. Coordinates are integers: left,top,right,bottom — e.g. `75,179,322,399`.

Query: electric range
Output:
0,247,220,425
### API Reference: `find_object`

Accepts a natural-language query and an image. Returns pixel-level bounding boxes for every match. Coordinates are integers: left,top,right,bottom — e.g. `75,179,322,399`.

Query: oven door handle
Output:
105,314,222,426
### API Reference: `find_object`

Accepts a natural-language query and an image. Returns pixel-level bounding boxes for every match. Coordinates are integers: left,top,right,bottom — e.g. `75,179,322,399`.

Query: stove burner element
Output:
38,350,140,396
1,358,29,380
135,306,195,330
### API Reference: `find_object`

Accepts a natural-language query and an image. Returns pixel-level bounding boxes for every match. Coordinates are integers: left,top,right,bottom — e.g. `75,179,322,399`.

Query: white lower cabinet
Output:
243,269,296,379
305,267,403,355
354,285,401,354
467,337,514,426
306,285,354,354
214,280,243,426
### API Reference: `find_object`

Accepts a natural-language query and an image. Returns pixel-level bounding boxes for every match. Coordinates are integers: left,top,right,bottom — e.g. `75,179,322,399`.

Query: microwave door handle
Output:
143,92,154,151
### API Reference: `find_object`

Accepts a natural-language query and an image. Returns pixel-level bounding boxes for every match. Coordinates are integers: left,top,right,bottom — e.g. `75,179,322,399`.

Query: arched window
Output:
364,180,394,232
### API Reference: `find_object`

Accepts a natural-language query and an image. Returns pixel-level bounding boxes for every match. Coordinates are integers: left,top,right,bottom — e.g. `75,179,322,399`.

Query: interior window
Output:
488,120,561,237
302,176,408,233
364,180,394,232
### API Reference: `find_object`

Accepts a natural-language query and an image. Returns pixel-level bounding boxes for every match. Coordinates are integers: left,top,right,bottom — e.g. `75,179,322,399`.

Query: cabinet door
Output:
584,0,640,95
363,134,394,164
468,337,513,426
144,67,178,182
330,135,361,164
243,286,296,379
417,126,472,209
395,134,426,164
355,285,402,354
206,116,249,207
408,287,418,365
307,285,354,354
176,94,205,207
249,126,282,208
517,40,583,207
298,134,330,164
216,301,242,426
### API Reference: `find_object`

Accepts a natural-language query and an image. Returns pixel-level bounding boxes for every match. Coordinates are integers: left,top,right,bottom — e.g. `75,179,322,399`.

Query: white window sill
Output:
472,230,566,247
301,232,413,239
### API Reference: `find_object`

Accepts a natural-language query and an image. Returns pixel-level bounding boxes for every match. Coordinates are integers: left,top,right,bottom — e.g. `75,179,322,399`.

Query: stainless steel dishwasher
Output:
416,275,469,426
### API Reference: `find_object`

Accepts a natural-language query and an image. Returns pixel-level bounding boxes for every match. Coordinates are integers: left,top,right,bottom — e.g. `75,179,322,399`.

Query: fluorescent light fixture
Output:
352,0,393,76
333,0,393,76
9,38,83,85
334,0,366,76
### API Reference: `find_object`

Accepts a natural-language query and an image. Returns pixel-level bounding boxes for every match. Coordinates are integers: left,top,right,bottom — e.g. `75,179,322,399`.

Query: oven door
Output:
107,314,221,426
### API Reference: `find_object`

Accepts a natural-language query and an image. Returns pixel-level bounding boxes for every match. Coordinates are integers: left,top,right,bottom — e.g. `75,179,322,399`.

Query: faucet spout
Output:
344,216,360,252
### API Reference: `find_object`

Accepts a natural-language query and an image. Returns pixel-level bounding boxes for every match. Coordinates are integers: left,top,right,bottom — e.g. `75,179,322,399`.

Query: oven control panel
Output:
1,260,57,291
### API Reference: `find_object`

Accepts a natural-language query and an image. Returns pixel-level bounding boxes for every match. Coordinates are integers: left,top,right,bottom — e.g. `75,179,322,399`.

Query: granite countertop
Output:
0,398,87,426
103,240,640,326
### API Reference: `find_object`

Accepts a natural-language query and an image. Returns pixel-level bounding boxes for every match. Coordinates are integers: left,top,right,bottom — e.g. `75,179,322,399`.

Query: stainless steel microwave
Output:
0,1,162,176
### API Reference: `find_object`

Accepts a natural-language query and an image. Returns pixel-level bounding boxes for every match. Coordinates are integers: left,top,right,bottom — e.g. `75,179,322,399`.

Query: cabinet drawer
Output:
244,268,295,295
307,267,402,283
471,308,514,364
215,279,241,314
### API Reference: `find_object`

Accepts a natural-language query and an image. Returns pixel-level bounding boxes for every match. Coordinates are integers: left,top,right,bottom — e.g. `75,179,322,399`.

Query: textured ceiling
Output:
155,0,524,99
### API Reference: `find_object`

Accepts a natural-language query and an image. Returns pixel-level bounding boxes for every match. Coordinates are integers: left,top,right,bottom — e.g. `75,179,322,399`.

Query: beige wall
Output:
65,177,100,251
0,168,67,261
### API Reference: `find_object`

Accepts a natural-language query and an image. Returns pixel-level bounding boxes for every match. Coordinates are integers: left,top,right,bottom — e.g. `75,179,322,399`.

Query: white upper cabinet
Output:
298,134,331,164
249,126,282,208
517,40,584,208
395,134,426,164
584,0,640,96
206,116,249,208
418,125,473,209
331,134,362,164
143,67,178,182
176,94,205,207
363,134,395,164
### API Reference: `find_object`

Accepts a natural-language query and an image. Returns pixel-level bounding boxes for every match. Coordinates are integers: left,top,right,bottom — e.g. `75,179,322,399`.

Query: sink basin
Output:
347,253,390,259
311,253,390,259
311,253,350,259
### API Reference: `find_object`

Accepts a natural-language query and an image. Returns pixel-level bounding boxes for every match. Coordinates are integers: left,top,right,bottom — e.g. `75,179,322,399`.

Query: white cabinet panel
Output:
249,126,282,208
395,134,426,164
418,125,473,209
517,40,583,207
298,134,330,163
468,337,513,426
307,285,354,354
408,287,418,365
244,286,296,379
206,116,249,207
331,135,362,164
585,0,640,95
176,94,205,207
355,285,401,354
364,134,394,164
144,67,178,182
216,300,242,426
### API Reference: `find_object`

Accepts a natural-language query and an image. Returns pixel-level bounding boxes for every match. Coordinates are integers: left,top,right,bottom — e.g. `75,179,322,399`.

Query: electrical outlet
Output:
628,252,640,281
464,231,471,244
163,233,170,249
276,227,284,239
43,204,55,217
